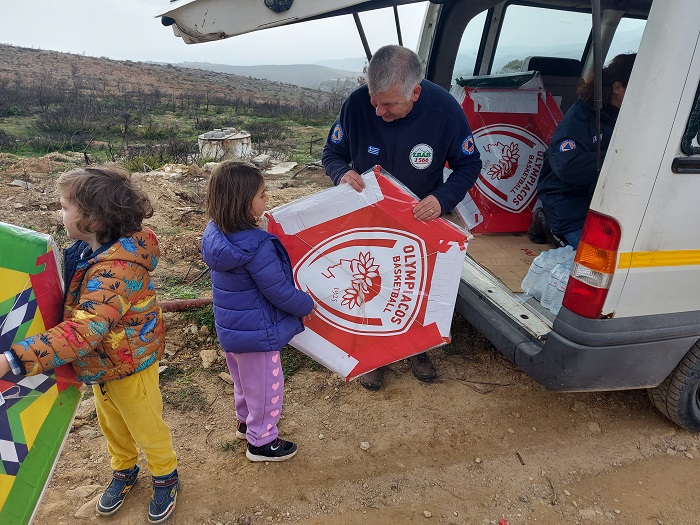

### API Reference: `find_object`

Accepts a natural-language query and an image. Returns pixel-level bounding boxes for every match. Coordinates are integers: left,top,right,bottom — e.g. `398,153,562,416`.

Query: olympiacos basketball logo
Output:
473,124,547,212
294,228,427,335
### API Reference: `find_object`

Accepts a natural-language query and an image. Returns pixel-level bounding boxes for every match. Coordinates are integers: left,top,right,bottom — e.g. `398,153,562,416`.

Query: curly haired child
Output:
0,166,179,523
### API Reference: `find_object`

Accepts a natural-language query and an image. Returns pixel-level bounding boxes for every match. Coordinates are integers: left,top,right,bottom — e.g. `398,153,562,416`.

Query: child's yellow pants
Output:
92,363,178,476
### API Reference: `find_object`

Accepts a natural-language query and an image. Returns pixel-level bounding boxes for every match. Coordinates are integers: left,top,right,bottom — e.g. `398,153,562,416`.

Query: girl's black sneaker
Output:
236,421,247,440
246,438,297,462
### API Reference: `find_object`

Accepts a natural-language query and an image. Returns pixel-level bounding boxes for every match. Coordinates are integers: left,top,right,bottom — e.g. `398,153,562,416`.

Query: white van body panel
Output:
159,0,372,43
159,0,423,44
597,0,700,317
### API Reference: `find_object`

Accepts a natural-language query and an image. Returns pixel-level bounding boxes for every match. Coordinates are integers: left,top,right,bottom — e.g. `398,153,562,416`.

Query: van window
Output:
681,83,700,156
606,17,645,60
491,5,590,74
452,11,487,79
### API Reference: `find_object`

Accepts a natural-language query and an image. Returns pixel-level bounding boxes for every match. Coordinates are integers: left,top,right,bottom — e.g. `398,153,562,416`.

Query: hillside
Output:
177,61,361,91
0,44,332,107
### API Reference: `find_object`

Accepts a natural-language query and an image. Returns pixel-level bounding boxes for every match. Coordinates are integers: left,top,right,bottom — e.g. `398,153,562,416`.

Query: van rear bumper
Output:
456,279,700,391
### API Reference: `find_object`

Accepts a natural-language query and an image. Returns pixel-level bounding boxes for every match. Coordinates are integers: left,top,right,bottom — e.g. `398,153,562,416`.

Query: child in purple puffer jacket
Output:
201,161,314,462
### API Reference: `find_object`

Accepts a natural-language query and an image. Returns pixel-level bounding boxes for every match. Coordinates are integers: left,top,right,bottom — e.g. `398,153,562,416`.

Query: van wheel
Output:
648,340,700,431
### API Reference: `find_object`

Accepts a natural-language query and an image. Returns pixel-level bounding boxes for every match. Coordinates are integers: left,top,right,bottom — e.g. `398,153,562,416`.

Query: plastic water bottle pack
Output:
541,259,574,315
521,245,574,314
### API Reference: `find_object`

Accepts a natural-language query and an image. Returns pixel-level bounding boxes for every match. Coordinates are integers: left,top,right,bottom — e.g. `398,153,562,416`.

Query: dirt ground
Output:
1,153,699,525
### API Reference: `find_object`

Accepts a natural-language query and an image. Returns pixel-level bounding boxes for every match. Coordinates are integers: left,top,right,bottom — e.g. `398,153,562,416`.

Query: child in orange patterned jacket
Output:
0,166,178,524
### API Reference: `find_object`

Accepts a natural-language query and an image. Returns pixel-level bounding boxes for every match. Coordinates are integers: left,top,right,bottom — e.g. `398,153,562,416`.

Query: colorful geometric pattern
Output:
0,374,53,475
0,289,38,353
0,222,81,525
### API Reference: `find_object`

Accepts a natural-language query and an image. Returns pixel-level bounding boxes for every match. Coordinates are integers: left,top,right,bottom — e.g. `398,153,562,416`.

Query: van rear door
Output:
159,0,424,44
596,0,700,318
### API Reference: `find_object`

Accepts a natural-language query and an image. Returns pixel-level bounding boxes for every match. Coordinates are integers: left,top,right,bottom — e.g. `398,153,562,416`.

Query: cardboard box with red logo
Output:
264,166,468,381
449,78,563,233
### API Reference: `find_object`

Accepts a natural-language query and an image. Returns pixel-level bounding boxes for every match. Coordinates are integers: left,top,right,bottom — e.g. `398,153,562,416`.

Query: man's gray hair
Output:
367,45,423,99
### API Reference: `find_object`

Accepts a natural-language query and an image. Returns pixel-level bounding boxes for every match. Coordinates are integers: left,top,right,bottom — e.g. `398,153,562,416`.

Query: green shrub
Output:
181,304,216,335
0,129,18,152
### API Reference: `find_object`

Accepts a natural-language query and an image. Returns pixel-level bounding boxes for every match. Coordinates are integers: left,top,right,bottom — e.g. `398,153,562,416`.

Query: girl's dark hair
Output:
57,166,153,244
205,161,264,234
577,53,636,104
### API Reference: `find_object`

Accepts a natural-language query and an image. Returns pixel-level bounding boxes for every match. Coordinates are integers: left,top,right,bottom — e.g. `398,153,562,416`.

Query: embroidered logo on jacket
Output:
560,139,576,152
367,146,380,155
331,124,343,144
462,135,476,155
409,144,433,170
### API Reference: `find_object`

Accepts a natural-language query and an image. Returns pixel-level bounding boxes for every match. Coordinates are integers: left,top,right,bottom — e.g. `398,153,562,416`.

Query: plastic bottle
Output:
552,263,572,315
521,250,550,297
523,245,574,301
541,263,564,312
531,248,565,301
542,256,574,315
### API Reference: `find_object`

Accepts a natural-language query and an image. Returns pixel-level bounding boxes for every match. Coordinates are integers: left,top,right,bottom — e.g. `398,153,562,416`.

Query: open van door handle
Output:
671,157,700,174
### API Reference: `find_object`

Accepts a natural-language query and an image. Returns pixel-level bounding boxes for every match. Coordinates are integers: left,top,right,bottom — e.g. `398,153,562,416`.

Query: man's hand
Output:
339,170,366,192
413,195,442,221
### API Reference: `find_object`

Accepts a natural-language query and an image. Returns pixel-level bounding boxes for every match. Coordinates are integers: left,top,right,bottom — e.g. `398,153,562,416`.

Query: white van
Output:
159,0,700,431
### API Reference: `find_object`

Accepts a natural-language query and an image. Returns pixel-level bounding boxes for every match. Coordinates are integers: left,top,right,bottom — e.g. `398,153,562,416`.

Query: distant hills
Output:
1,24,642,103
315,57,367,73
0,44,334,107
176,62,362,91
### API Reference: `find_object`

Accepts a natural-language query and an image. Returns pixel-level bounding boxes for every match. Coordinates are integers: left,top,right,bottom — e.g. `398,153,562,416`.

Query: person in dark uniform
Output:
533,53,636,248
322,45,482,390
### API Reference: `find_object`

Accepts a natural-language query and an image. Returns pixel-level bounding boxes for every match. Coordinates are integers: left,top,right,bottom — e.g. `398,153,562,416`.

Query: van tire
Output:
647,340,700,431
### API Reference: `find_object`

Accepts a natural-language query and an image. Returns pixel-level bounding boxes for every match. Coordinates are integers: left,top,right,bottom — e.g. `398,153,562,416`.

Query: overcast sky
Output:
0,0,427,66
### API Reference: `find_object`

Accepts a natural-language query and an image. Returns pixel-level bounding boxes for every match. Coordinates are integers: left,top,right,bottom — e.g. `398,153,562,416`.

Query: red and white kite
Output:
449,83,562,233
264,166,468,381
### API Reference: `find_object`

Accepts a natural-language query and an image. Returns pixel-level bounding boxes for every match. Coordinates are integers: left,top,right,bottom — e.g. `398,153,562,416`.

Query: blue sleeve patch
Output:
559,139,576,152
331,124,344,144
461,134,476,155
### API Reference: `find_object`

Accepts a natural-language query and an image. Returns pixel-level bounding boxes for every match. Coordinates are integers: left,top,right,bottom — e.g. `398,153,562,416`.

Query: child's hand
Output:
0,355,11,378
303,303,317,323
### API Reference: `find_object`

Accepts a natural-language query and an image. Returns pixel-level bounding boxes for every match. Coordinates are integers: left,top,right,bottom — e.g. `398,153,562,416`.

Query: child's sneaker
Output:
148,469,178,524
96,465,139,516
236,420,247,440
246,438,297,462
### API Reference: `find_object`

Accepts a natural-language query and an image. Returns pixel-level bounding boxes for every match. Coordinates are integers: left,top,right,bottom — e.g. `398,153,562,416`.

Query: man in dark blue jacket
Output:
322,45,482,390
535,53,635,248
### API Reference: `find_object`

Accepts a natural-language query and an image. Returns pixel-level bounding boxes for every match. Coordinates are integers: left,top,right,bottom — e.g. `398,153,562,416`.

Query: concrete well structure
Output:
198,128,252,160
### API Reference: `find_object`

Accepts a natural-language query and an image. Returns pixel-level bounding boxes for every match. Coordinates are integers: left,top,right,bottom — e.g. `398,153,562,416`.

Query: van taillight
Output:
562,211,621,318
